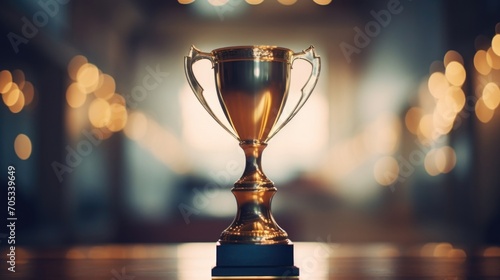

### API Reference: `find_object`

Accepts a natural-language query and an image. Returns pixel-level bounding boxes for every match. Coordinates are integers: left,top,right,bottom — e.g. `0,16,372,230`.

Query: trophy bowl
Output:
185,45,320,278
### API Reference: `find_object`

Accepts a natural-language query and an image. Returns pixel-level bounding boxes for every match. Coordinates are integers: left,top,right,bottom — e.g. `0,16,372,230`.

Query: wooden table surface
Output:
1,243,500,279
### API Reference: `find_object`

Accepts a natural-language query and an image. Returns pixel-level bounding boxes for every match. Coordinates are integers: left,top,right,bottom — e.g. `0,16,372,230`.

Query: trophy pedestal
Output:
212,243,299,278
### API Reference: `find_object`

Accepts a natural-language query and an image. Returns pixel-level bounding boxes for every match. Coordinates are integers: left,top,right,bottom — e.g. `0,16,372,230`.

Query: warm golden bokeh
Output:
418,114,435,141
405,107,423,135
14,134,32,160
88,98,112,128
438,146,456,174
108,93,126,106
424,149,440,176
474,50,491,75
94,73,116,100
0,70,13,94
66,82,87,108
0,69,37,111
428,72,449,99
313,0,333,5
486,47,500,70
424,146,458,176
493,34,500,56
419,49,468,145
76,63,100,93
445,61,466,87
65,55,129,141
3,83,21,107
433,242,453,257
68,55,88,81
246,0,264,4
9,89,25,113
443,50,464,66
107,103,128,132
475,97,494,123
433,109,453,135
448,86,465,112
482,82,500,110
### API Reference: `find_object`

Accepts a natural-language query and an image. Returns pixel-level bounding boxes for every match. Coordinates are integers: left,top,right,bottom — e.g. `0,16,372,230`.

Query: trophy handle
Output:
266,45,321,141
184,45,239,140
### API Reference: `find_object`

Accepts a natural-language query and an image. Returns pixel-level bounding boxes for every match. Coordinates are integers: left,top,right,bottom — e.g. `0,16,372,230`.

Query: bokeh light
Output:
486,47,500,70
66,82,87,108
68,55,88,81
433,109,453,135
88,98,111,128
0,69,36,111
107,103,128,132
424,149,440,176
437,146,456,174
108,93,126,106
3,83,21,107
428,72,449,99
0,70,13,94
417,49,468,149
246,0,264,4
14,134,32,160
313,0,333,5
433,242,453,257
418,114,435,141
482,82,500,110
65,55,129,142
443,50,464,66
439,86,465,115
9,90,25,113
405,107,422,135
474,50,491,75
93,73,115,100
445,61,466,87
475,97,494,123
76,63,100,93
492,34,500,56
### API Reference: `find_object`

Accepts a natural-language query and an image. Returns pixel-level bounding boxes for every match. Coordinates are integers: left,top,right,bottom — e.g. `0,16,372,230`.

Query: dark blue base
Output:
212,243,299,278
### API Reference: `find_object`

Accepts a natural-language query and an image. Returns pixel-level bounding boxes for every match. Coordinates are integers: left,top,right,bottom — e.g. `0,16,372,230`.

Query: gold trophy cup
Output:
185,45,320,278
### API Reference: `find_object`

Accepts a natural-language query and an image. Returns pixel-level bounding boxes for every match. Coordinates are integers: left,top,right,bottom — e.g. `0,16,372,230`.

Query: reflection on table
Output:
1,242,500,279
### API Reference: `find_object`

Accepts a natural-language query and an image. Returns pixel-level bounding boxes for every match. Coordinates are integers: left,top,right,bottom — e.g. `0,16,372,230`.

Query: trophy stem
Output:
236,140,273,189
218,140,290,244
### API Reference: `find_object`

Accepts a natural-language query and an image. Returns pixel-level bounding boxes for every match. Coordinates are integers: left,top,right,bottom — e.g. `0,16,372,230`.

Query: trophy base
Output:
212,243,299,278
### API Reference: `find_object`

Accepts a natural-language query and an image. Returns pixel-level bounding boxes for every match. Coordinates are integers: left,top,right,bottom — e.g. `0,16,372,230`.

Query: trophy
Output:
185,45,320,278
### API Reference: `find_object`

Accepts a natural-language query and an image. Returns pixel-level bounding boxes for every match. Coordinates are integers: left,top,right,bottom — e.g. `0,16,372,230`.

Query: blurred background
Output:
0,0,499,250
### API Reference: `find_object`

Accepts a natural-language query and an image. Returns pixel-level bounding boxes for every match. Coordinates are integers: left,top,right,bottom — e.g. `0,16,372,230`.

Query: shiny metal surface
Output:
184,45,320,244
215,59,290,142
219,141,289,244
